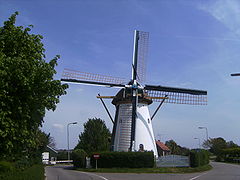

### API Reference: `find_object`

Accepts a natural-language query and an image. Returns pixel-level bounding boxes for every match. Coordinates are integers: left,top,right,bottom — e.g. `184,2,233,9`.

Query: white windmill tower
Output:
61,30,207,157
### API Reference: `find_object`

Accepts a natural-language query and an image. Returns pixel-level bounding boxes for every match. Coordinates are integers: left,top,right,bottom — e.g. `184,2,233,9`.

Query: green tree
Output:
203,137,227,155
0,12,68,159
165,139,190,155
179,146,190,156
56,150,68,160
165,140,180,154
75,118,111,154
28,129,53,163
226,141,238,149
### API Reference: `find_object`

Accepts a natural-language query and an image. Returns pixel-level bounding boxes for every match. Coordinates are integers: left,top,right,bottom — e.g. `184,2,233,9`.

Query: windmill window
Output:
148,118,150,123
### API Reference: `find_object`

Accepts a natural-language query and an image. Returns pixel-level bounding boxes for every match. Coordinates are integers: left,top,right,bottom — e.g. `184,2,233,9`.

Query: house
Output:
156,140,171,156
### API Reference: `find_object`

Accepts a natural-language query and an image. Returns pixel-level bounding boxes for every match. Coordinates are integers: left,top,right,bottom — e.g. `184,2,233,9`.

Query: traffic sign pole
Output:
93,154,100,170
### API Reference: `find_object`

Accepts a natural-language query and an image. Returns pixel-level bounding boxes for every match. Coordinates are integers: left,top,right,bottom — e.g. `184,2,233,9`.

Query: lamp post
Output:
198,126,208,141
194,138,201,149
67,122,77,161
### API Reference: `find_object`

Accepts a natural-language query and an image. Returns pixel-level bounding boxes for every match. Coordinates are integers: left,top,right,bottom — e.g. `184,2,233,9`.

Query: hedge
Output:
190,149,209,167
220,148,240,163
72,149,87,168
90,151,154,168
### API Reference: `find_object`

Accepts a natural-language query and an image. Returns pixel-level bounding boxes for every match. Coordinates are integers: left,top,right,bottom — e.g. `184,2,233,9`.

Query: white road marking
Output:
189,172,209,180
79,171,109,180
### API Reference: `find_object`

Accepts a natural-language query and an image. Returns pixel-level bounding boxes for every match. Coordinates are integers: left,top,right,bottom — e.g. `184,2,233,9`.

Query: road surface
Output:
45,162,240,180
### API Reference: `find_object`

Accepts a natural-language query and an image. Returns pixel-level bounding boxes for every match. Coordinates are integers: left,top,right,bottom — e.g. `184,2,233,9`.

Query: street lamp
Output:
194,138,201,149
67,122,77,161
198,126,208,141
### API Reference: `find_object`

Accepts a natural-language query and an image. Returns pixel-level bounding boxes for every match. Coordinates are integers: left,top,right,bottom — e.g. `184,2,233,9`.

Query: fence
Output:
156,155,189,167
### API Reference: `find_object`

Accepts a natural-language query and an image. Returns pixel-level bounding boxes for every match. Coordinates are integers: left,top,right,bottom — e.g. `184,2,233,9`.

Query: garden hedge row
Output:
90,151,154,168
190,149,209,167
220,148,240,163
72,149,87,168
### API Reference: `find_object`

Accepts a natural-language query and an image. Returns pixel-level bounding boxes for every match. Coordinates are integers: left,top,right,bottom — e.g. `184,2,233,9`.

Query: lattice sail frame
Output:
137,31,149,83
62,68,126,84
146,90,207,105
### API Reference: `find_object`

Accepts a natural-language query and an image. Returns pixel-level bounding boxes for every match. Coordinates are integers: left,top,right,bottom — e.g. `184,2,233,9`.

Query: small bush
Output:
72,149,87,168
190,149,209,167
90,151,154,168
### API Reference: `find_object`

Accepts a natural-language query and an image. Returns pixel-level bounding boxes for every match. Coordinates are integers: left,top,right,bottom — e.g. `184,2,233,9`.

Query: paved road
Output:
45,165,108,180
45,162,240,180
194,162,240,180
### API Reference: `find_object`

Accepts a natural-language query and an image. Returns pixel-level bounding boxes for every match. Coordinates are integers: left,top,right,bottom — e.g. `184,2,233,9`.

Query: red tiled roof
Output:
156,140,170,151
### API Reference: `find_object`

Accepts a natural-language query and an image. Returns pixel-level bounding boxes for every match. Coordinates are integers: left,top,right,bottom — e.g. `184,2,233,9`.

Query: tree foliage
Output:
165,139,190,155
203,137,239,156
226,141,239,149
27,129,54,164
75,118,111,154
0,12,68,159
165,140,179,154
203,137,227,155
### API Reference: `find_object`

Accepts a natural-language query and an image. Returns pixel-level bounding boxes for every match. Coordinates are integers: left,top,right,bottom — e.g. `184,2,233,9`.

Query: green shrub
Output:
0,161,14,172
190,149,209,167
72,149,87,168
90,151,154,168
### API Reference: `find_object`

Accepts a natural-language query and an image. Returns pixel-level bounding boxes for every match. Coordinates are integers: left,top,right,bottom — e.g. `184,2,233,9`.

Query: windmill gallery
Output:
61,30,207,157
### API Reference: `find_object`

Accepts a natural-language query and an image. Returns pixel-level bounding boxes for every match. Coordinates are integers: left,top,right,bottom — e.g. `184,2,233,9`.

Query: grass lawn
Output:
77,164,212,173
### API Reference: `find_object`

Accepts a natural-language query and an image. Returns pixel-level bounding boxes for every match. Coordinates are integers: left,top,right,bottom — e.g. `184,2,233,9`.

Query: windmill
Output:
61,30,207,157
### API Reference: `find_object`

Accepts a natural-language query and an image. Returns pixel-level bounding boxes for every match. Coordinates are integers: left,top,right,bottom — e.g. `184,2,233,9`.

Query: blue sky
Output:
1,0,240,149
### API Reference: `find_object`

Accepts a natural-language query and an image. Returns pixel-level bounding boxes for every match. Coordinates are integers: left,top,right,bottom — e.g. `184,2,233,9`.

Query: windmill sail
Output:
231,73,240,76
131,31,149,83
130,30,139,151
137,31,149,83
144,85,207,105
61,68,125,88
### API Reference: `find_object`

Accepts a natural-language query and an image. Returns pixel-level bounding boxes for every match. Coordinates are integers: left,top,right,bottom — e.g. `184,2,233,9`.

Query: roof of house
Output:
46,145,58,154
156,140,170,151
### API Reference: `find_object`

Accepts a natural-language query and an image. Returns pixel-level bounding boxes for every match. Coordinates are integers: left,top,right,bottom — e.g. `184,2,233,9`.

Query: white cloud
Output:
75,88,84,92
199,0,240,36
52,123,64,132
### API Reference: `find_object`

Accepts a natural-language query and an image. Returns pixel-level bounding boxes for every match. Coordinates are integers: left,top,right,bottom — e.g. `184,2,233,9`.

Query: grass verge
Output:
77,164,212,173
